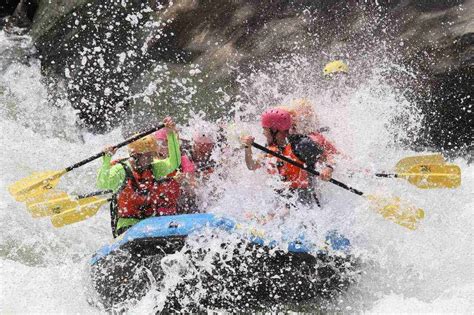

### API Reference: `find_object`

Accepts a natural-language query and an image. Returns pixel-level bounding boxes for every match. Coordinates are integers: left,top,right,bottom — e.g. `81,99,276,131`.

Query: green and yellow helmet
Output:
323,60,349,76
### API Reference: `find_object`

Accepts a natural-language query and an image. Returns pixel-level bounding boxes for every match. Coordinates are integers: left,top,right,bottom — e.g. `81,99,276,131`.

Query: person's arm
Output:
180,155,195,174
315,136,337,179
244,147,260,170
152,130,181,177
312,134,336,181
241,135,260,170
309,133,338,166
97,155,126,192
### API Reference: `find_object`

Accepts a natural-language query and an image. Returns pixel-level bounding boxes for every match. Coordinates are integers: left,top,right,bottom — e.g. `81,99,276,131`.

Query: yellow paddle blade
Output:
17,189,65,204
9,170,67,201
367,195,425,230
26,191,74,218
395,154,445,174
50,197,109,228
400,164,461,189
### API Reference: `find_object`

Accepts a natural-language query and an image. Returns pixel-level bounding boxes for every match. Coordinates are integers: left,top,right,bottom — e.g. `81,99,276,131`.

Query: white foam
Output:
0,30,472,313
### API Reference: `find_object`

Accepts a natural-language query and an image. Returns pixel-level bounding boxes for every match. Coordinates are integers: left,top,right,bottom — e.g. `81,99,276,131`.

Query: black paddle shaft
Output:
252,142,364,196
77,190,113,199
375,173,399,178
65,124,165,172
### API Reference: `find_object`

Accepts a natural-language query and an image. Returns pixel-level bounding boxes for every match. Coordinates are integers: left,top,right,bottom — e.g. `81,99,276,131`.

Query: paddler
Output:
177,130,217,213
286,98,339,169
188,130,217,179
154,127,197,213
240,108,334,210
98,117,181,237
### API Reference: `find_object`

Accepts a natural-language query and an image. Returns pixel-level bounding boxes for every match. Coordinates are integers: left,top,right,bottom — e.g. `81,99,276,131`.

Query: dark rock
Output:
24,0,474,155
0,0,21,18
3,0,38,31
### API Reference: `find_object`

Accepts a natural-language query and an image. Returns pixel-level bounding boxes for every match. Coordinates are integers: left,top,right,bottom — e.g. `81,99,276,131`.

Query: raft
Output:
89,213,357,311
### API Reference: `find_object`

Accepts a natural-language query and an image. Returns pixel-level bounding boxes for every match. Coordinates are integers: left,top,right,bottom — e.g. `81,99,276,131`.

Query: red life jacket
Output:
116,163,180,218
267,144,310,189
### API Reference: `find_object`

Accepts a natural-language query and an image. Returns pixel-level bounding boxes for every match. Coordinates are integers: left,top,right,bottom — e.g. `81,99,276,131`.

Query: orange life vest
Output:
116,164,180,218
267,144,310,189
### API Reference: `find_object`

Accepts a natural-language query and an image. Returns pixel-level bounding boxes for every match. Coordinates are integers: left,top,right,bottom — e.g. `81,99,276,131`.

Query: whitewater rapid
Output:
1,31,473,313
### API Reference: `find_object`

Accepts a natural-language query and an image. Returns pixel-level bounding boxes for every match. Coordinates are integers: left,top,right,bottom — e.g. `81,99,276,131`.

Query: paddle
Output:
251,142,425,230
50,195,112,228
22,188,112,227
375,163,461,189
395,154,445,173
27,190,112,218
8,124,165,201
348,154,460,189
375,154,460,189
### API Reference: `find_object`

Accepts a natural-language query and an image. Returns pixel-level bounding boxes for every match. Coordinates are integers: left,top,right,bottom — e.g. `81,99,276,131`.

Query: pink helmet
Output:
154,128,168,141
261,108,292,131
192,131,215,144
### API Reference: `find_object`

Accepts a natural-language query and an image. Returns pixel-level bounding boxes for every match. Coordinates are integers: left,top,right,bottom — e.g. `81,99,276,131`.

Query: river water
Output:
0,30,472,313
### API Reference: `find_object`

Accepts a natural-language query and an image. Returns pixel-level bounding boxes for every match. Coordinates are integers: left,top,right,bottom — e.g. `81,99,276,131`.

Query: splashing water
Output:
0,30,473,313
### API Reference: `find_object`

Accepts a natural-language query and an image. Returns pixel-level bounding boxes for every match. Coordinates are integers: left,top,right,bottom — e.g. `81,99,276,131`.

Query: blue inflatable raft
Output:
90,213,356,311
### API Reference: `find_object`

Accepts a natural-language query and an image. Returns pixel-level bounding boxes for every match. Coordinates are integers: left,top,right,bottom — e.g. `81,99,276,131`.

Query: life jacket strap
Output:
110,196,119,238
